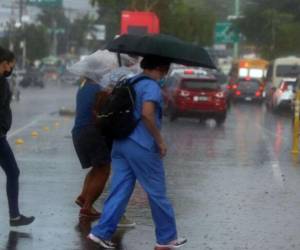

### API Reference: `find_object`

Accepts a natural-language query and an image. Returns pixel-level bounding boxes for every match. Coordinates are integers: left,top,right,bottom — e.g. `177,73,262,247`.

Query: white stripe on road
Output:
255,122,284,188
7,114,47,139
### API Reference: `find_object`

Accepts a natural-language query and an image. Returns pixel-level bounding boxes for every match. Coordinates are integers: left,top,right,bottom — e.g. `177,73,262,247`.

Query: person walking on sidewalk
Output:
0,46,35,226
88,55,187,249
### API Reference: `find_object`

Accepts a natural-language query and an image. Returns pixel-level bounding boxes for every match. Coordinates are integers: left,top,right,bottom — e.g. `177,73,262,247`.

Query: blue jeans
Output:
0,136,20,218
91,139,177,244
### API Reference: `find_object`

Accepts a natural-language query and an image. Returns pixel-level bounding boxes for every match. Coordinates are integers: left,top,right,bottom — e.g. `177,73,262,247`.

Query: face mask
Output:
158,77,166,87
3,68,13,78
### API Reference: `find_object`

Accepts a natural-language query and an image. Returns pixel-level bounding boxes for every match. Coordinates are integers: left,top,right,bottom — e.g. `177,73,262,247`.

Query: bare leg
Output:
78,170,93,201
83,165,110,211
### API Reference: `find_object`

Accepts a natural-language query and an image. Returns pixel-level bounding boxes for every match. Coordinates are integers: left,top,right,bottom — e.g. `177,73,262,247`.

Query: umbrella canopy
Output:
106,34,216,69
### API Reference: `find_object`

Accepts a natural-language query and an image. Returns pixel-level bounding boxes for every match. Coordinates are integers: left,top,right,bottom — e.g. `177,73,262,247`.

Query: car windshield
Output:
282,80,296,89
238,79,260,90
181,79,219,90
276,65,300,77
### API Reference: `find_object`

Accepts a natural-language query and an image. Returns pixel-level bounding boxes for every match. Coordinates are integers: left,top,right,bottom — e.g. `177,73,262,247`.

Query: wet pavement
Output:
1,85,300,250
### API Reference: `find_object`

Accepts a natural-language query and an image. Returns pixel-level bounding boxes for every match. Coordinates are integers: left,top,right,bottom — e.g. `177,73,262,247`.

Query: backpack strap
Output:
128,75,152,86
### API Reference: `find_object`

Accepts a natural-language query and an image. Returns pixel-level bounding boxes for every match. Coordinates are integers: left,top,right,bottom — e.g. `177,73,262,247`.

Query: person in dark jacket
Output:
0,46,34,226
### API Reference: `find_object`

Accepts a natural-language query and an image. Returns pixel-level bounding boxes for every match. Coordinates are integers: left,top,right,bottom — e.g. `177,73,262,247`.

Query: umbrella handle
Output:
117,53,122,67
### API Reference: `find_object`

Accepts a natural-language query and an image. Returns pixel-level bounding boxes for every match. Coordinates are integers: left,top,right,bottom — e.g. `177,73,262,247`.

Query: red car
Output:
163,70,228,125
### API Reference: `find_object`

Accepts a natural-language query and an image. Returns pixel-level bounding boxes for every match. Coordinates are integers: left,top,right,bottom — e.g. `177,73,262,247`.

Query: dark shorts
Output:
72,126,112,169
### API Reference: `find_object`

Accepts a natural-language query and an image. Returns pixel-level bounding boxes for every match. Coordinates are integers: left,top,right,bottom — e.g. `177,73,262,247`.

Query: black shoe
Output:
10,215,35,227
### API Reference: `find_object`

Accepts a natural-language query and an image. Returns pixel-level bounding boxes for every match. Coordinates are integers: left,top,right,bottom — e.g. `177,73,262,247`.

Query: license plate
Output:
245,97,252,101
194,96,208,101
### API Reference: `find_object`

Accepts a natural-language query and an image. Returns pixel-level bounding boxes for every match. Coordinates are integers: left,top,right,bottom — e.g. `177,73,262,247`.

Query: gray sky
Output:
63,0,93,11
0,0,95,28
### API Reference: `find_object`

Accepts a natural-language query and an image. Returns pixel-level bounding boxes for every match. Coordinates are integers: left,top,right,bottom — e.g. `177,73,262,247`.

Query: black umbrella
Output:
106,34,216,69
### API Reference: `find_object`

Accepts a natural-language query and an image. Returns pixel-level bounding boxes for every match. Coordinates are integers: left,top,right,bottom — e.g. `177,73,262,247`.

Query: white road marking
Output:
255,121,285,188
7,114,47,139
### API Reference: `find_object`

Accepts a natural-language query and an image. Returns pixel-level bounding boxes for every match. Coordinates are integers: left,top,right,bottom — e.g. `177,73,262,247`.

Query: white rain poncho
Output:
67,50,118,83
68,50,141,87
100,67,138,88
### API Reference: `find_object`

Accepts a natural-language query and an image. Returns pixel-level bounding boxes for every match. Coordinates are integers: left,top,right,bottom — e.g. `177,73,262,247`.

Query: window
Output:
239,68,248,77
181,79,218,90
276,65,300,77
249,69,264,78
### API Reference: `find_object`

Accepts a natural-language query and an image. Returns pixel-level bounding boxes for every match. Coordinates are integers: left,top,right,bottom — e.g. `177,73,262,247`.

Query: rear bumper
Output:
277,99,292,108
232,95,264,102
175,103,227,116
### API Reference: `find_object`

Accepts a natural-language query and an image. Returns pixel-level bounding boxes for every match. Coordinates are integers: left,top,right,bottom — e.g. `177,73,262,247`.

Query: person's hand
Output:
158,141,167,158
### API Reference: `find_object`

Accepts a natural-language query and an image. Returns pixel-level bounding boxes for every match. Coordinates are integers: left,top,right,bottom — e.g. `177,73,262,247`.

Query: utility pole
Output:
53,20,58,56
233,0,240,59
19,0,27,69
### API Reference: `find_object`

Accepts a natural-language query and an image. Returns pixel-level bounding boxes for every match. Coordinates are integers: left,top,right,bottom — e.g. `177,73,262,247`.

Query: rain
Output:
1,0,300,250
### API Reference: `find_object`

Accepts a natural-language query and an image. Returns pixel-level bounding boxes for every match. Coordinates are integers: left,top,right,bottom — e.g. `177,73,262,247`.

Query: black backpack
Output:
96,75,150,139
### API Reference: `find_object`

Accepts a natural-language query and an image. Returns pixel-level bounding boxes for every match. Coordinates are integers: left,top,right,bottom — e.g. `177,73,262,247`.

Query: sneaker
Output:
155,237,187,249
117,215,136,228
87,233,116,249
79,208,101,219
10,215,35,227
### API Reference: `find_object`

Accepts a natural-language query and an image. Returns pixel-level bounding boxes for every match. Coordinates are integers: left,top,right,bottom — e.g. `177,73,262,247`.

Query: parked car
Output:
162,71,228,125
229,77,265,103
19,67,44,88
266,78,296,111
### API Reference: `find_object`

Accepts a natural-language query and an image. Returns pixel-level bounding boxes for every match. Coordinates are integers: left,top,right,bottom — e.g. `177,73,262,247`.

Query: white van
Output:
266,56,300,88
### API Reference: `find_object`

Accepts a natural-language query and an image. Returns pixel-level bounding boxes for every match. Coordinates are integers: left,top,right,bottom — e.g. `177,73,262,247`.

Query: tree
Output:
90,0,216,46
68,15,95,52
236,0,300,58
0,24,50,63
38,7,70,55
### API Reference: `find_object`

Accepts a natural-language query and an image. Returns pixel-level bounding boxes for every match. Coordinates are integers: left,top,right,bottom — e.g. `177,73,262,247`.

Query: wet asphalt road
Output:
1,84,300,250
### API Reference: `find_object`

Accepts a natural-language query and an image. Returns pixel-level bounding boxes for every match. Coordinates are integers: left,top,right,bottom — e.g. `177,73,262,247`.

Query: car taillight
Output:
215,92,225,98
280,82,288,92
235,90,241,96
232,84,238,89
184,69,194,75
177,89,190,97
255,91,261,97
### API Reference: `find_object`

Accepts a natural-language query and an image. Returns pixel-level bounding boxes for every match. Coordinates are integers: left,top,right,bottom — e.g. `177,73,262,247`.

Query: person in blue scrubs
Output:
88,56,187,249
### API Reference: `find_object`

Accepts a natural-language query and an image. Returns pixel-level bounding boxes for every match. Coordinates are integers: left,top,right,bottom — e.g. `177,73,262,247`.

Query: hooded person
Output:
0,46,35,226
69,50,135,227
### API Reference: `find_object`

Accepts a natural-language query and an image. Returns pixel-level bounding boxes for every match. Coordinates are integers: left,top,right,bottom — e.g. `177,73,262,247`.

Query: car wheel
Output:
216,113,226,126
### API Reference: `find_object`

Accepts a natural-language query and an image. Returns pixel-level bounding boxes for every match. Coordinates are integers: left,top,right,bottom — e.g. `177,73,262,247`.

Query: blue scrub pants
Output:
0,136,20,218
91,139,178,244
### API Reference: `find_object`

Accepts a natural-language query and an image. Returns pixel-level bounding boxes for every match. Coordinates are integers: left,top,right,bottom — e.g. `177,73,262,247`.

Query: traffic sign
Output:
27,0,63,7
214,22,239,44
47,28,65,34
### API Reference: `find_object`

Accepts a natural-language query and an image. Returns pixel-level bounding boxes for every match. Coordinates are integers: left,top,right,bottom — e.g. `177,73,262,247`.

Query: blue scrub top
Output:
128,74,163,151
72,80,102,134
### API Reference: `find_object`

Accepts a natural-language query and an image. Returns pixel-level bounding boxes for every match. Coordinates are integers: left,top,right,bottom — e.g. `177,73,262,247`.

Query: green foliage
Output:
90,0,216,46
237,0,300,59
0,24,50,62
24,25,51,60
